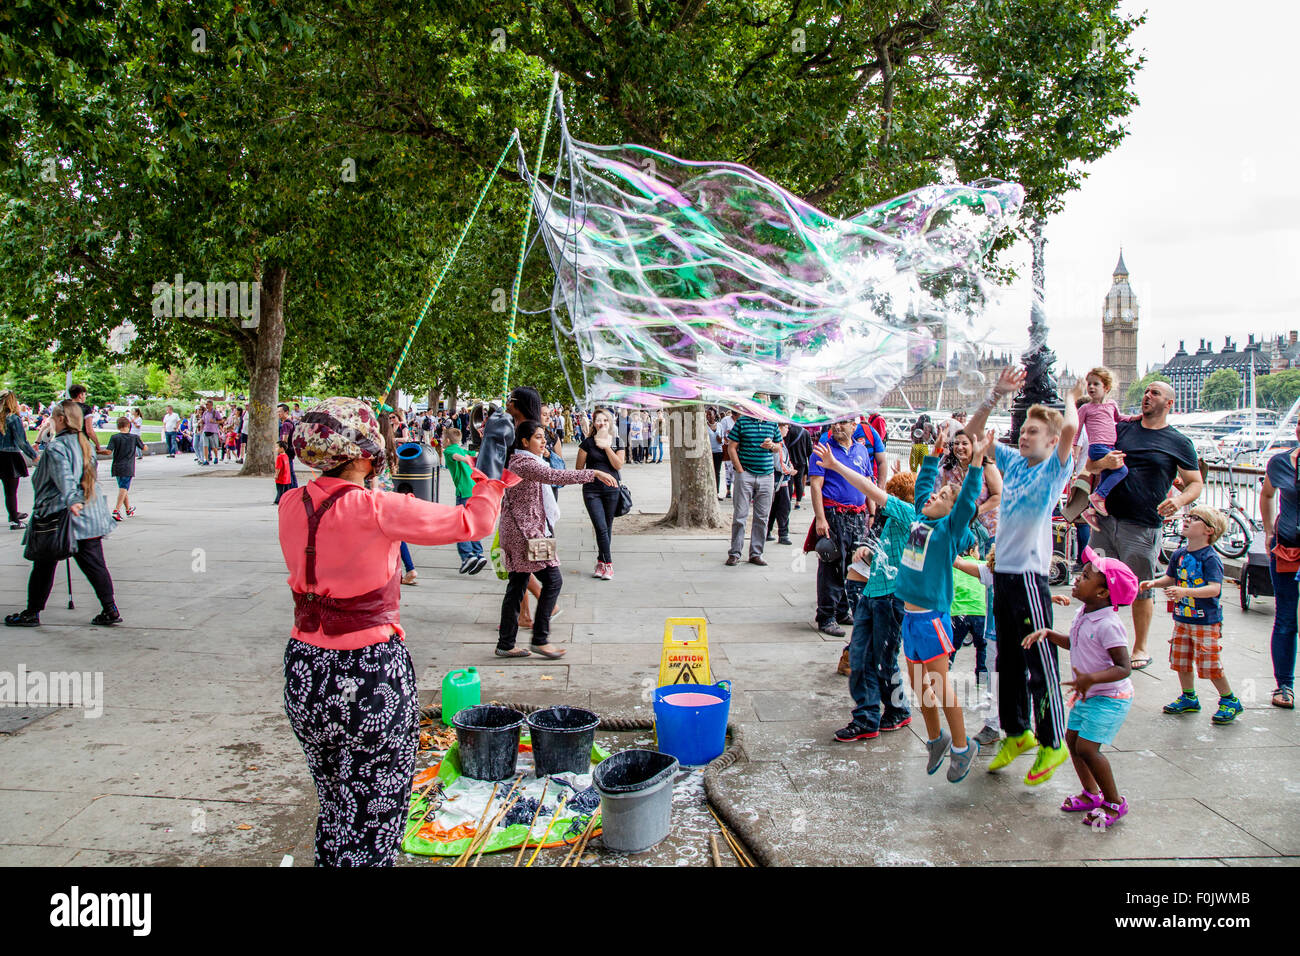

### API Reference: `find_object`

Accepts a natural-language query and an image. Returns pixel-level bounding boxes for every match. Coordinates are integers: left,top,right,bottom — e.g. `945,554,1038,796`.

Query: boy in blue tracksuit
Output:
893,429,994,782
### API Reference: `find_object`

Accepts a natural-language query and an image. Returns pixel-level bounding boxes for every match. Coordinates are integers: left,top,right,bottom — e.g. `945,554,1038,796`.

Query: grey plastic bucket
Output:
592,749,679,853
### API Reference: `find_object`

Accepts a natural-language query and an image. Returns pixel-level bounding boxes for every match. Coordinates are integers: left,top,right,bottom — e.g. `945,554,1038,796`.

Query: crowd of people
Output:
4,363,1296,866
711,364,1286,835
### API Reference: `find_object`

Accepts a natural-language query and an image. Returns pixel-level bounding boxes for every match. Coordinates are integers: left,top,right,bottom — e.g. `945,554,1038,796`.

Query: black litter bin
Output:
393,442,440,501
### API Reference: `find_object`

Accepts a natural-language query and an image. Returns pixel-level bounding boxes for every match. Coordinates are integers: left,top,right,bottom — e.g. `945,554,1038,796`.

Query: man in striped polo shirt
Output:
724,410,782,566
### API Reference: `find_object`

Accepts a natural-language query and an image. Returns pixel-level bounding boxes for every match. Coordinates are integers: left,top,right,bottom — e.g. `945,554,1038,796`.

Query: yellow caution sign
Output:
658,618,712,686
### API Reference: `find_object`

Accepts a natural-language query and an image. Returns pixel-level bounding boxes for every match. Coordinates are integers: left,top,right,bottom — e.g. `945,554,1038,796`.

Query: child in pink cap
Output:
1024,545,1137,829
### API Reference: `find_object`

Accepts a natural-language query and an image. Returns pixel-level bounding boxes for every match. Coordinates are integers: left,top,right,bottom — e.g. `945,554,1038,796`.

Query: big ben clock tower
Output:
1102,250,1139,402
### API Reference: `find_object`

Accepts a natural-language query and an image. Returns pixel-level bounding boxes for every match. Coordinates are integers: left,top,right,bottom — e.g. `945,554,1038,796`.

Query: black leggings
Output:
584,484,620,564
27,536,116,613
498,566,562,650
2,474,19,522
712,450,725,494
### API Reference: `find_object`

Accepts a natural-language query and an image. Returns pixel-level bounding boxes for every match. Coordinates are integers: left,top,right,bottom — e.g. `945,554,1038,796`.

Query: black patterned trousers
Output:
283,634,419,867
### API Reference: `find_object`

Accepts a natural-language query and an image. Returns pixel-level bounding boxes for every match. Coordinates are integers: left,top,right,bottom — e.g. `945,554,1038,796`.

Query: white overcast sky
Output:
979,0,1300,378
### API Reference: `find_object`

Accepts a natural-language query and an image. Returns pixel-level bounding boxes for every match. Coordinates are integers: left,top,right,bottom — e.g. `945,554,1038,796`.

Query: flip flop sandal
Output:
530,645,567,660
1060,791,1104,813
1272,687,1295,709
1130,655,1152,670
1082,798,1129,829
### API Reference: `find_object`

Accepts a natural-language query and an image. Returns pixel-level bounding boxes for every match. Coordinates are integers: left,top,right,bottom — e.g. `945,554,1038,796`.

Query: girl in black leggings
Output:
576,408,625,580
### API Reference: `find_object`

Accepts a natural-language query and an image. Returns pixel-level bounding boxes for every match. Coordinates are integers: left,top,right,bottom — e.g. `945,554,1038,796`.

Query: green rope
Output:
379,130,520,407
502,72,560,404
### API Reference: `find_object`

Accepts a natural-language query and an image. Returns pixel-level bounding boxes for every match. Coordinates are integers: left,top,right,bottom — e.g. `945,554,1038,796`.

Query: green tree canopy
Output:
1,0,1146,489
1200,369,1243,412
1124,369,1166,411
1256,369,1300,412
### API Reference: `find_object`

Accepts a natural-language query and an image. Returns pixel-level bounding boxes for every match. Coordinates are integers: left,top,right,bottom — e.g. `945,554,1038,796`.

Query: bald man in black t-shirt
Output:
1085,380,1203,669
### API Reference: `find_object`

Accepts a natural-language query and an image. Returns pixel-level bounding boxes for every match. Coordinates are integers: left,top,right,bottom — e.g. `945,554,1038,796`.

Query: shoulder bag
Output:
614,473,633,517
23,508,76,562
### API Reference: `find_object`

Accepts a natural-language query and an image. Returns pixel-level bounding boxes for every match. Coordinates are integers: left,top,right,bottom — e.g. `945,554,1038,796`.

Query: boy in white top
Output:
965,367,1085,787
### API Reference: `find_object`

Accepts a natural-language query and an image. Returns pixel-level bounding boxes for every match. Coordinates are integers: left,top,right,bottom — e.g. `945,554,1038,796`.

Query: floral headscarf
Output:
292,397,384,473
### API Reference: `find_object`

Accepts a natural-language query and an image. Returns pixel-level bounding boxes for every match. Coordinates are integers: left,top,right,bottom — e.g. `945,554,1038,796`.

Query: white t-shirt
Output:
163,412,181,433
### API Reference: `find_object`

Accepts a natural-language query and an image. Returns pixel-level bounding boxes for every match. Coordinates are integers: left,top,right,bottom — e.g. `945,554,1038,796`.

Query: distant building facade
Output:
878,346,1017,412
1160,336,1273,413
1101,250,1139,402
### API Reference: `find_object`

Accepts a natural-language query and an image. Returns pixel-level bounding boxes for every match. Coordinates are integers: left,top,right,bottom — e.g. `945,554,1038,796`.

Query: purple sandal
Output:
1060,791,1104,813
1082,797,1129,829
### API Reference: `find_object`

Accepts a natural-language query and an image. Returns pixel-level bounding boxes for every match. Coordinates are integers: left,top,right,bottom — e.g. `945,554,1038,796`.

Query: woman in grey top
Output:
5,400,121,627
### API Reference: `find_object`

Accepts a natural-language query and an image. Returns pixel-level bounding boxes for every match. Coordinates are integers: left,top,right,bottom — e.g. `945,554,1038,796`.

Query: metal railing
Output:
1200,461,1266,523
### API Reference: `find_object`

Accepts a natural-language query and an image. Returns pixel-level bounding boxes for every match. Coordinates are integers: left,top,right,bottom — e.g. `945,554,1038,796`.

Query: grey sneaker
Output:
974,725,1001,747
925,729,951,775
947,738,980,783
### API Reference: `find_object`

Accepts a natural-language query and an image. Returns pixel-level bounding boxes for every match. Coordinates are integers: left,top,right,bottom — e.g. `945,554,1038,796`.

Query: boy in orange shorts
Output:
1139,505,1243,724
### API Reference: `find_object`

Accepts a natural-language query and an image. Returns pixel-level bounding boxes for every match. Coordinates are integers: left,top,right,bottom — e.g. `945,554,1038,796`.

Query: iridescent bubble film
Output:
527,120,1024,423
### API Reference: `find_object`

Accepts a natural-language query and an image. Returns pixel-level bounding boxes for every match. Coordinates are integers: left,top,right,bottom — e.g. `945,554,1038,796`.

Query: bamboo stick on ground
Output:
458,779,522,867
707,805,753,867
471,790,525,866
402,781,446,844
452,782,499,867
574,812,599,864
512,781,549,867
709,834,722,867
525,793,569,867
562,813,598,867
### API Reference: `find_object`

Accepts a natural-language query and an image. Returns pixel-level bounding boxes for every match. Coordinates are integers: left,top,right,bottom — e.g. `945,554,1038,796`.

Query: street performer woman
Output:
278,397,511,866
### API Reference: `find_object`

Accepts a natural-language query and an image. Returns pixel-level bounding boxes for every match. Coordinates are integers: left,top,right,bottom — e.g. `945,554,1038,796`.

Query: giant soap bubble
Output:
526,101,1023,423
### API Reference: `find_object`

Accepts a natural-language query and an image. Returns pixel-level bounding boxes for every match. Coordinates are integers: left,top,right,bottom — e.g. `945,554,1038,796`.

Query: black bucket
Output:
527,706,600,776
452,705,525,780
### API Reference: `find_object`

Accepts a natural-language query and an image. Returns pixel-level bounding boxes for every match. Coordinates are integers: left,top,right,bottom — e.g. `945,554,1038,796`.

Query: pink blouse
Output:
279,471,506,649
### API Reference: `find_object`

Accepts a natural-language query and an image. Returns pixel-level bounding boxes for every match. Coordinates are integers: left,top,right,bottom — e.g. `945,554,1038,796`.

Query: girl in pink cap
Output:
1025,546,1137,828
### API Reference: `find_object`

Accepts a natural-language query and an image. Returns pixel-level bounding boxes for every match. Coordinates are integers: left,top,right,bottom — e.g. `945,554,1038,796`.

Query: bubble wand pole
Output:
502,71,560,404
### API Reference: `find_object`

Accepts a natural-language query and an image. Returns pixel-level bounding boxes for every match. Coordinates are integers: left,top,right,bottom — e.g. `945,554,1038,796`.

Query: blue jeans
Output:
399,542,414,573
455,494,485,561
1089,443,1129,498
1270,553,1299,689
847,584,909,729
165,431,177,454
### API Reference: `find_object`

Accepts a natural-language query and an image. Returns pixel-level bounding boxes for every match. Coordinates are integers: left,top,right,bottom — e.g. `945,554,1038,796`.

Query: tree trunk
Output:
239,264,287,477
658,404,724,529
428,387,441,413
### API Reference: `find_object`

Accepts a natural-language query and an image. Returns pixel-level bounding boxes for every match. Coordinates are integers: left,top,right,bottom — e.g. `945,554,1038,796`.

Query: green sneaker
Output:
987,730,1036,772
1025,742,1069,786
1211,695,1244,724
1163,691,1201,714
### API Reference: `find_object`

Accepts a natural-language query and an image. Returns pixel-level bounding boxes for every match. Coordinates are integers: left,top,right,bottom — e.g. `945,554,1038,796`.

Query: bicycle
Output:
1214,462,1258,560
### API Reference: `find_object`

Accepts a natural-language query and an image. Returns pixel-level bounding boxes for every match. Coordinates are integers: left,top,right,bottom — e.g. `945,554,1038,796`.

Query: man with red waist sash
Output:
807,419,872,637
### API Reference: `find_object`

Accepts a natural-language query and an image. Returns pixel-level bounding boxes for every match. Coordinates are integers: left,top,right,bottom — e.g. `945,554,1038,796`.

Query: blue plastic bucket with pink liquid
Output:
653,681,731,765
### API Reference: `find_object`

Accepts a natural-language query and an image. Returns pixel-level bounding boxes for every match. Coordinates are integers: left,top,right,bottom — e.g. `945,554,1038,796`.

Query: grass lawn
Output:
28,429,164,444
